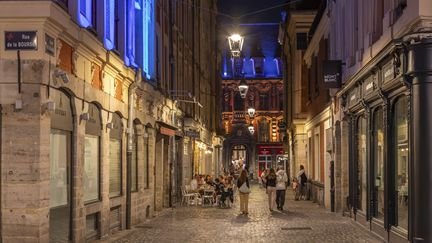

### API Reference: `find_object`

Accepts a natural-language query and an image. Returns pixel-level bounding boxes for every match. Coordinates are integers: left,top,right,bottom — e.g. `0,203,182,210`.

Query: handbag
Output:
239,182,250,194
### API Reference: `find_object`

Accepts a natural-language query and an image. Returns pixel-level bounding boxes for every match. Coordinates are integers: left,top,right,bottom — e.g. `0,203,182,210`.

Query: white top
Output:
190,179,198,190
276,170,288,190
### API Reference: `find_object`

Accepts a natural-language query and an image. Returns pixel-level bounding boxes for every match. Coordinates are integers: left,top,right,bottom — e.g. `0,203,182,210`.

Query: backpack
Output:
300,172,307,186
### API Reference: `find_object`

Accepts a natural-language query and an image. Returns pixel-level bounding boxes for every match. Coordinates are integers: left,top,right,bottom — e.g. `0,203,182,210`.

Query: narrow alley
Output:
107,184,381,243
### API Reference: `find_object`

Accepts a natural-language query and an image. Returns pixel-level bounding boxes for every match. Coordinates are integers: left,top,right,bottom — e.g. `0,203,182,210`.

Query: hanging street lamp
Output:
238,77,249,98
228,33,244,57
248,124,255,135
247,107,255,118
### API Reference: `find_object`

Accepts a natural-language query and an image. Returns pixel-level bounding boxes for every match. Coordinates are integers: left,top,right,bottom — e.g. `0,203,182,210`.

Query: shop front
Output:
337,35,432,242
256,144,285,177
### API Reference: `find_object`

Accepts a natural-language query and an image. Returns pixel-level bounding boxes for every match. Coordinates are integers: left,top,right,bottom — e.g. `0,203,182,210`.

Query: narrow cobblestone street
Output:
107,184,382,243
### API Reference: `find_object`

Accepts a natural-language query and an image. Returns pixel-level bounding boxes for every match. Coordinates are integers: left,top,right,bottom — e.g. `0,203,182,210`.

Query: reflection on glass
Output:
357,116,367,211
50,130,69,207
394,96,408,229
131,135,138,192
84,135,99,202
50,129,70,242
373,108,384,219
110,139,122,197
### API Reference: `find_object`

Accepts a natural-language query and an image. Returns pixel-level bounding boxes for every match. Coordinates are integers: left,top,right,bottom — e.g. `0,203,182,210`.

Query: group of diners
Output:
188,174,234,207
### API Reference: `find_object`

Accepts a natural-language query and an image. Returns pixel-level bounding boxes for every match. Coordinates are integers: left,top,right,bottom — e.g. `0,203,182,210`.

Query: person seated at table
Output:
197,175,205,187
221,177,234,205
205,175,216,187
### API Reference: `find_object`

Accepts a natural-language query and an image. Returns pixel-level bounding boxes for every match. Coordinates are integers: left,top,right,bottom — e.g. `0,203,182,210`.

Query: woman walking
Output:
237,170,250,215
266,168,277,211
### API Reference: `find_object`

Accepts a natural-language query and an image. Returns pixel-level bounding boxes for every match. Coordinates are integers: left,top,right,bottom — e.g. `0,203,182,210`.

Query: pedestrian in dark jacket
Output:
266,168,277,211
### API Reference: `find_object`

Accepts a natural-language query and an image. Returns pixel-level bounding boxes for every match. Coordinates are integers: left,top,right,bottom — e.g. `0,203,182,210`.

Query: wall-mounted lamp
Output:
80,112,90,121
45,100,56,111
106,122,114,129
54,69,70,84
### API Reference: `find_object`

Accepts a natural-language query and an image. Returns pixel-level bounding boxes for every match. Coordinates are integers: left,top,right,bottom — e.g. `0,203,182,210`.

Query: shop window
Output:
84,135,100,202
109,139,122,197
50,91,73,243
314,133,320,181
109,113,123,198
131,127,138,192
50,130,70,209
393,96,408,229
84,103,102,203
144,129,150,189
373,108,384,219
357,116,367,211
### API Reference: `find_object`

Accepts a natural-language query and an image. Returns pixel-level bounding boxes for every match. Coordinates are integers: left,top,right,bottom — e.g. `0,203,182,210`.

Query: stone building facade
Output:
0,0,220,242
281,0,432,242
221,23,285,178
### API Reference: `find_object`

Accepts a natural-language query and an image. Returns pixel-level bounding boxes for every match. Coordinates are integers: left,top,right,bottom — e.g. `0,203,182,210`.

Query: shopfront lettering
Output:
55,109,66,117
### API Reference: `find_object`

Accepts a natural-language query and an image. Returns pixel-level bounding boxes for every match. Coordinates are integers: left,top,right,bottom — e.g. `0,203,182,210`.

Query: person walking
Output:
295,165,308,200
237,170,250,215
265,168,277,211
276,166,288,210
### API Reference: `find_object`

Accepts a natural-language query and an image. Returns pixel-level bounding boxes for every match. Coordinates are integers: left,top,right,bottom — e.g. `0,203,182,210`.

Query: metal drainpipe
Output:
126,68,141,229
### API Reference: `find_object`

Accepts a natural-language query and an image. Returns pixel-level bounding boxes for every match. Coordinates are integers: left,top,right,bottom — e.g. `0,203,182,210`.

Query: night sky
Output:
218,0,289,23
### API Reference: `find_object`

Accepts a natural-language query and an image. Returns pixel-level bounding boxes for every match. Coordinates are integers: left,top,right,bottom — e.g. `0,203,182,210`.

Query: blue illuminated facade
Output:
222,23,282,79
77,0,156,80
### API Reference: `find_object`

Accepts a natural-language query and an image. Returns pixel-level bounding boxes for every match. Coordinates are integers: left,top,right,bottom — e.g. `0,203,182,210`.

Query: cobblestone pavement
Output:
109,184,382,243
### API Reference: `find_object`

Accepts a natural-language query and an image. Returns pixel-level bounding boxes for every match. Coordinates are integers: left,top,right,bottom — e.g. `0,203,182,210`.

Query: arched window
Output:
84,103,102,202
393,96,408,229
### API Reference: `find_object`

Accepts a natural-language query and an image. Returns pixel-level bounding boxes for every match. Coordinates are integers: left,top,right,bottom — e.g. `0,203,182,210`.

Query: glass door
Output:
372,108,385,220
50,129,71,243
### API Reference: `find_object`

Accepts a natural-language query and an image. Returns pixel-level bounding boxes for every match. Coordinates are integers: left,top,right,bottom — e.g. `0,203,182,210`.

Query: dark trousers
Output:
276,190,286,209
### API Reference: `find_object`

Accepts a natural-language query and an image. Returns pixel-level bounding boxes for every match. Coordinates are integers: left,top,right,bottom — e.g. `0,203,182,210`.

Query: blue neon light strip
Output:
77,0,91,28
104,0,115,50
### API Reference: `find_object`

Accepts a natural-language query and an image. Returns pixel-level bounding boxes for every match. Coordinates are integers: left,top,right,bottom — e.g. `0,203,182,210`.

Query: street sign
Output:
45,34,55,56
4,31,38,50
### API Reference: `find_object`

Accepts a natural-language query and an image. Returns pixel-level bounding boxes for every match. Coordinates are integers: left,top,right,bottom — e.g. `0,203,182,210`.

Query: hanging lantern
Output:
238,77,249,99
248,125,255,134
228,33,244,57
247,107,256,118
